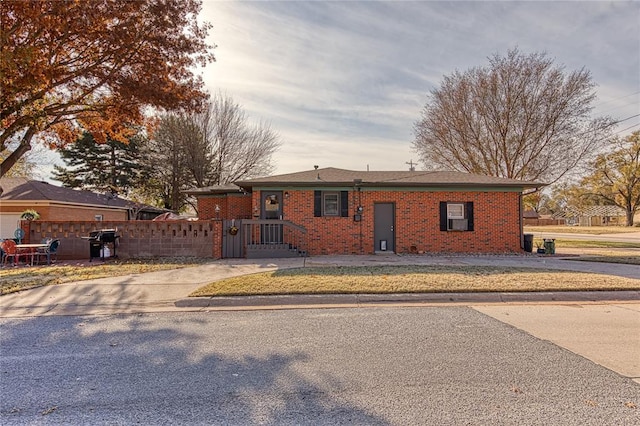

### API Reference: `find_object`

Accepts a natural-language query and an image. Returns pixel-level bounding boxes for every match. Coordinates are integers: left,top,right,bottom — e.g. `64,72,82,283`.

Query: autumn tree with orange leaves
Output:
0,0,215,178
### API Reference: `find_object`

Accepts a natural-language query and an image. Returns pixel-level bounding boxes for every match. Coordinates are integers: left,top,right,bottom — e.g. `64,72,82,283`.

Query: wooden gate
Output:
222,219,243,258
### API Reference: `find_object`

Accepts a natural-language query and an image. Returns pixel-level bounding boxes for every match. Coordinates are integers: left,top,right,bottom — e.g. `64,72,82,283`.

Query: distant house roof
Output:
581,205,626,217
553,205,626,218
234,167,543,191
0,178,165,213
183,183,246,196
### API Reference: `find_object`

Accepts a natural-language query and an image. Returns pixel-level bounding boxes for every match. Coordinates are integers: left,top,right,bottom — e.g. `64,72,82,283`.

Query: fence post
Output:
212,220,223,259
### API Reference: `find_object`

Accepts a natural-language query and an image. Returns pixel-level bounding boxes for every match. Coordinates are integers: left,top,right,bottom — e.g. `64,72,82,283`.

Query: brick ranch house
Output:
0,177,166,240
188,167,542,257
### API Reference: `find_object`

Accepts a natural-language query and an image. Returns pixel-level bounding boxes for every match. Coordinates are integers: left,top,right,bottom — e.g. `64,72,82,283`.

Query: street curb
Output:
174,290,640,308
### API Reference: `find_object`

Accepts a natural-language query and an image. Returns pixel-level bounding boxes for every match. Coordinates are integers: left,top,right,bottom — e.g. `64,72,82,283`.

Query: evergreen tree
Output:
53,131,150,197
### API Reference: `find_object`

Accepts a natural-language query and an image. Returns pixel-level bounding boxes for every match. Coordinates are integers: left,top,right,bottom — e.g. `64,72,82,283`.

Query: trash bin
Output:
523,234,534,253
543,238,555,255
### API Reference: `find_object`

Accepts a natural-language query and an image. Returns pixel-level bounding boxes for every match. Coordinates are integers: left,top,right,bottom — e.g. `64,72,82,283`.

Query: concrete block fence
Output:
23,220,223,260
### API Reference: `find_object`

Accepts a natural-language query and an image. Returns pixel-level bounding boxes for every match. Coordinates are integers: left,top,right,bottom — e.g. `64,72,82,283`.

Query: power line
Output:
593,90,640,111
598,101,640,116
612,122,639,136
564,113,640,142
609,113,640,126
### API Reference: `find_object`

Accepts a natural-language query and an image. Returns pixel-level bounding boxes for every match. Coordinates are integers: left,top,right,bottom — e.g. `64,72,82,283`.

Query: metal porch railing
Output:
242,219,307,259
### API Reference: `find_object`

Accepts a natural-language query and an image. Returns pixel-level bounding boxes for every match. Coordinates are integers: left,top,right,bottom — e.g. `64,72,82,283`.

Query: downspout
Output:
520,187,541,249
519,193,524,249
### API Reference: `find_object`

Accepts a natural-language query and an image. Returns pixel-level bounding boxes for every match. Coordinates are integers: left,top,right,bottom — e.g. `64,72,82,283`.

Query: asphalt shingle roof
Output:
183,183,245,195
0,178,163,212
235,167,543,189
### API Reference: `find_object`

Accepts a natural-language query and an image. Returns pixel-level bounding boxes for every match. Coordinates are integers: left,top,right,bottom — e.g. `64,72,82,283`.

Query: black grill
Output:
85,229,119,261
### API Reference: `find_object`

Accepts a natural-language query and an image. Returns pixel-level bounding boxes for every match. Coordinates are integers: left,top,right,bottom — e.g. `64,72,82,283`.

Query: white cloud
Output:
201,1,640,173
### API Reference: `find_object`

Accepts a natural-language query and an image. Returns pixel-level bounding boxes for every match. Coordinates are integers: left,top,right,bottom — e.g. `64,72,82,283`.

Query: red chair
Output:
1,240,22,266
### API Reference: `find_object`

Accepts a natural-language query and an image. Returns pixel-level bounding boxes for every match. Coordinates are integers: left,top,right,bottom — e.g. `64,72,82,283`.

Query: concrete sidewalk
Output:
0,253,638,317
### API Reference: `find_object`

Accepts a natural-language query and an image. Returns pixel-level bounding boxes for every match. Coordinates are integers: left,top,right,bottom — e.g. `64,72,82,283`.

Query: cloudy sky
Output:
198,0,640,175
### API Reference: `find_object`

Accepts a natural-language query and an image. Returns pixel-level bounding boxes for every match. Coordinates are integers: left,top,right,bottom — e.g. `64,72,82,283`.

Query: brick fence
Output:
23,220,223,260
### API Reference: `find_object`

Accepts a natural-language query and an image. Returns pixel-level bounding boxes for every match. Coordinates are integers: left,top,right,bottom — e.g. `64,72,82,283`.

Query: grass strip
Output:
190,265,640,297
524,226,638,235
533,239,640,249
0,257,209,295
566,256,640,266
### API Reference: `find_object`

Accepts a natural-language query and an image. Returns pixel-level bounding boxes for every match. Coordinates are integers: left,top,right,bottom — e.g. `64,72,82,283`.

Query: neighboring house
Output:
577,205,626,227
189,167,542,257
523,210,564,226
0,178,166,239
551,205,627,227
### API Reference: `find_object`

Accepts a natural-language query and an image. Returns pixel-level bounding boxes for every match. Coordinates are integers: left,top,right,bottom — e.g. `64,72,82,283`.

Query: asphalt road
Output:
1,308,638,425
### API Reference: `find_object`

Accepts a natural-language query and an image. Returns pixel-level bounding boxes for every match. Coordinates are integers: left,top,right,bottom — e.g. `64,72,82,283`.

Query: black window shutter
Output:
439,202,447,231
340,191,349,217
466,202,474,231
314,191,322,217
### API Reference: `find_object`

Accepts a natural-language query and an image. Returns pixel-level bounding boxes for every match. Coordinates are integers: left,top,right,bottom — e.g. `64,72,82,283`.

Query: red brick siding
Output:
228,195,253,219
0,204,127,221
198,194,252,220
45,205,127,221
252,189,523,255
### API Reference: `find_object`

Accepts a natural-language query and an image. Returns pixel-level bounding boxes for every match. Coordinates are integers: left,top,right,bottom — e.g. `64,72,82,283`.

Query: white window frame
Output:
323,192,340,216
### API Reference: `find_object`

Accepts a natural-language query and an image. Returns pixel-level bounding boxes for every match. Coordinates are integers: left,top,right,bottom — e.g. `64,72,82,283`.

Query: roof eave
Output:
236,181,544,190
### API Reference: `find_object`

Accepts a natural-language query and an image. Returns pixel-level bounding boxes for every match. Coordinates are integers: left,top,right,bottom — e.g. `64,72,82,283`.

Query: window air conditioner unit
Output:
449,219,468,231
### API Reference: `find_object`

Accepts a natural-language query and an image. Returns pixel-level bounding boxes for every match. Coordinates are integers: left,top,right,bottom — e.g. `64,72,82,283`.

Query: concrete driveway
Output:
476,304,640,385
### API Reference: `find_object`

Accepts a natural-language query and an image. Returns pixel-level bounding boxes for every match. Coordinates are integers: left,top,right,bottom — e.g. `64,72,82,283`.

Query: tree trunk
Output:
626,209,634,227
0,127,35,178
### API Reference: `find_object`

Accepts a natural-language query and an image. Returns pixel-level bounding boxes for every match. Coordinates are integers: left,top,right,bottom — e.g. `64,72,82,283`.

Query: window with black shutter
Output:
314,190,349,217
440,201,474,231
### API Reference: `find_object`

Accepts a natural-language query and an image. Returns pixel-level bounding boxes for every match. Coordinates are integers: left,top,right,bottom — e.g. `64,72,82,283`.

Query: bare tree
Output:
204,93,280,185
144,115,194,211
413,48,613,184
142,94,280,210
